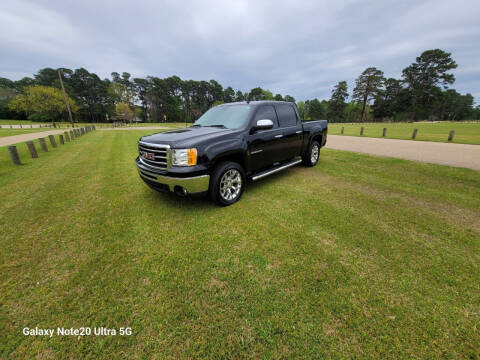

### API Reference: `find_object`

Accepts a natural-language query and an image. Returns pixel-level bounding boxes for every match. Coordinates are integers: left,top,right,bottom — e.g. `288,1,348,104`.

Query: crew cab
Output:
136,101,327,205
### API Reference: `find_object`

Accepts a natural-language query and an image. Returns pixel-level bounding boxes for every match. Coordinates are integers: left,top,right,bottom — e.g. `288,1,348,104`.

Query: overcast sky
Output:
1,0,479,102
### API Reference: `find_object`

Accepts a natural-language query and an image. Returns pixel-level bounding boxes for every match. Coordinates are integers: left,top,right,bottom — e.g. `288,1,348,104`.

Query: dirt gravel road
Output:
0,130,68,147
326,135,480,171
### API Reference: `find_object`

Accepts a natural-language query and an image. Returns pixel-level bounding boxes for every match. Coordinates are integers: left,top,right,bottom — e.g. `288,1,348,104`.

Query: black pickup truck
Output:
136,101,327,205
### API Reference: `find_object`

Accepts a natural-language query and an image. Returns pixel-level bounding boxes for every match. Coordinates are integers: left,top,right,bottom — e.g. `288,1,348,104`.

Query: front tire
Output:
209,161,245,206
302,140,320,167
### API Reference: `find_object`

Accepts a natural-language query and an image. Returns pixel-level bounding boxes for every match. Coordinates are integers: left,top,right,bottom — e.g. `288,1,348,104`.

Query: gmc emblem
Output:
141,151,155,160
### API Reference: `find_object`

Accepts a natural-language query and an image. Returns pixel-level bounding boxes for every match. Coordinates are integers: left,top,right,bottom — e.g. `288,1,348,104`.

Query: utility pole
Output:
58,69,75,128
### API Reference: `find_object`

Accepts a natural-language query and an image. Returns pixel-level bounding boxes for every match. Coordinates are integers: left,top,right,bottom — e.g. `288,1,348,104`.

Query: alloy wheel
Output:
219,169,242,201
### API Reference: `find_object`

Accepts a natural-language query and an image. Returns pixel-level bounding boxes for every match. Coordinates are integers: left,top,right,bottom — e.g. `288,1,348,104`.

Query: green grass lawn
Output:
1,130,479,358
328,121,480,145
0,128,54,138
0,119,40,125
0,119,186,129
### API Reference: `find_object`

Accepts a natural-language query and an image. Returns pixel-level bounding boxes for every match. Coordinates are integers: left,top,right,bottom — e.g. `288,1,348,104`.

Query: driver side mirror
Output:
252,119,274,133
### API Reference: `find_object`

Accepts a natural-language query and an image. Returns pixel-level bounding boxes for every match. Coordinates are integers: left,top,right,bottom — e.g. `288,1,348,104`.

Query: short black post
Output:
48,135,57,148
341,126,344,135
10,125,12,129
448,130,455,141
59,134,64,145
30,124,33,128
360,127,364,135
26,141,38,158
412,128,418,139
20,124,22,128
81,127,85,135
382,128,387,137
8,145,21,165
70,130,75,139
39,137,48,152
64,131,70,142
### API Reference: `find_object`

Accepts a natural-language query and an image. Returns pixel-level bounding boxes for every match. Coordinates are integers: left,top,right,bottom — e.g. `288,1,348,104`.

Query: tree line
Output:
0,69,296,123
0,48,478,123
323,49,479,122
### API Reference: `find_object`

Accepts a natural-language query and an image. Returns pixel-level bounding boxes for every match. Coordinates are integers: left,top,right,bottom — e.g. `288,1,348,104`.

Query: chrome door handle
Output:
274,134,283,138
296,131,302,134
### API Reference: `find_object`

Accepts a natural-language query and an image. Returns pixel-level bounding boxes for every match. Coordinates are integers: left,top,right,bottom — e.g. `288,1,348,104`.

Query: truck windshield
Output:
194,105,251,129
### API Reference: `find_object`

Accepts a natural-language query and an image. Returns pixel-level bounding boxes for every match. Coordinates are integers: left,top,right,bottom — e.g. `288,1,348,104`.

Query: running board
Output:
251,159,302,181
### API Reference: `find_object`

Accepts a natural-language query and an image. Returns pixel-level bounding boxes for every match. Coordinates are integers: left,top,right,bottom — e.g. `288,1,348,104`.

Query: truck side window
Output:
254,105,279,128
275,104,297,127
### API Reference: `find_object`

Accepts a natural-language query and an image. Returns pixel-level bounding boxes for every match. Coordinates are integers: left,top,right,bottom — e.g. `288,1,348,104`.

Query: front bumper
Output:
136,159,210,194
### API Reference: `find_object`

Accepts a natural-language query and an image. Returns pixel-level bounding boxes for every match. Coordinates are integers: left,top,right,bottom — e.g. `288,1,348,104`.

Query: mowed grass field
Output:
0,130,479,359
0,119,186,129
0,119,40,125
328,121,480,145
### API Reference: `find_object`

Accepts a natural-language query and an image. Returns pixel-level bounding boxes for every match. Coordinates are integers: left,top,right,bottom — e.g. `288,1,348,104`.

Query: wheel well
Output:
211,153,246,171
311,134,323,145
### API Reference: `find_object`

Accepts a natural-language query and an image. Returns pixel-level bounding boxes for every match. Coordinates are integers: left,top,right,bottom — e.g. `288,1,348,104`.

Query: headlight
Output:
171,148,197,166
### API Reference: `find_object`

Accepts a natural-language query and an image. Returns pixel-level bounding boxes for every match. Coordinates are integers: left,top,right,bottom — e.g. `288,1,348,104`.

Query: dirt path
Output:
0,127,172,147
326,135,480,171
0,130,68,147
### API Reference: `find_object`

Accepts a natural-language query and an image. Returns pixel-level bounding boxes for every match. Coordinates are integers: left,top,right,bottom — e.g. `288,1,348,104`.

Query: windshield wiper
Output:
205,124,227,128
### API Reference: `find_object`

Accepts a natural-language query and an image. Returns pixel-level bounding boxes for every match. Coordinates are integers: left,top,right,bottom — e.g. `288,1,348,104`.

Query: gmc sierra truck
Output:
136,101,327,205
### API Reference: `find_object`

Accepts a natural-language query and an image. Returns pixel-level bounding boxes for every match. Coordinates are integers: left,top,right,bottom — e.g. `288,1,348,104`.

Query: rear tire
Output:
209,161,246,206
302,140,320,167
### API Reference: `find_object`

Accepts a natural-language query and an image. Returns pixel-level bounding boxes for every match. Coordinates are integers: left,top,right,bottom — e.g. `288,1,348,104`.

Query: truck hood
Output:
140,126,235,148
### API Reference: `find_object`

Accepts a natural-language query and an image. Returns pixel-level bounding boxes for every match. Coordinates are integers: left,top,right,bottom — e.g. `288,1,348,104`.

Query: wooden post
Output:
8,145,21,165
382,128,387,137
360,127,364,135
64,131,70,142
39,137,48,152
48,135,57,148
448,130,455,141
412,128,418,139
58,69,75,128
341,127,344,134
70,130,75,139
30,124,33,128
26,141,38,158
20,124,22,128
81,127,85,135
59,134,65,145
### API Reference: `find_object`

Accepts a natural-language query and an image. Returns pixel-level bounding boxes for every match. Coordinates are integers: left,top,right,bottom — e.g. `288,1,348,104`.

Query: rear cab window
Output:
275,104,297,127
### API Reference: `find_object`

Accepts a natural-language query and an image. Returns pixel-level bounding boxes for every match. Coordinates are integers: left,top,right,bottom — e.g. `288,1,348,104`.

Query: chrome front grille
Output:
138,141,171,170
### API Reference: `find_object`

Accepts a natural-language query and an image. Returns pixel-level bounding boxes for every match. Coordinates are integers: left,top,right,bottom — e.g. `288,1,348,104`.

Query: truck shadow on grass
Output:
140,168,297,209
